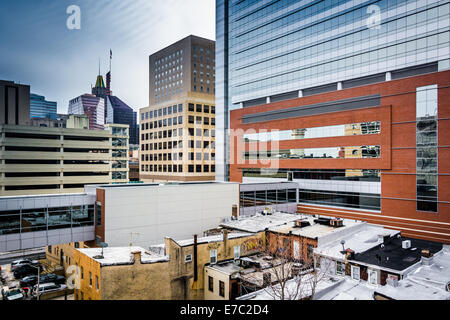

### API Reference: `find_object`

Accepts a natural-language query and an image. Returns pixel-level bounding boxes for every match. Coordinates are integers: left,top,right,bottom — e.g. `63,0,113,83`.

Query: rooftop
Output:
268,216,364,241
173,232,255,247
220,212,302,233
77,246,169,266
314,224,401,261
351,236,443,272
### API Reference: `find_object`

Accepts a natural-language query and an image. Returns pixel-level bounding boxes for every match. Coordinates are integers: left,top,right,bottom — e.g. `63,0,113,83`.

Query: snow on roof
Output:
314,224,400,261
77,246,169,266
315,278,376,300
220,212,302,233
237,273,346,300
405,245,450,291
173,232,255,247
269,216,364,241
374,278,450,300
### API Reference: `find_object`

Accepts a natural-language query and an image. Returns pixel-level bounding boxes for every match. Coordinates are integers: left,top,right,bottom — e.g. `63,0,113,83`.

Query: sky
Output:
0,0,216,114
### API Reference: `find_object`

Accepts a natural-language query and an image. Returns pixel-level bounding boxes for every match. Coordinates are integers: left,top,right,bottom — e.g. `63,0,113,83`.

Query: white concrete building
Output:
85,182,240,248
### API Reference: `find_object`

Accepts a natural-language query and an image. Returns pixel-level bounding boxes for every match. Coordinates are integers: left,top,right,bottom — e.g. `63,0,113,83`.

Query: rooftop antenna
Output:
130,232,140,248
98,58,101,75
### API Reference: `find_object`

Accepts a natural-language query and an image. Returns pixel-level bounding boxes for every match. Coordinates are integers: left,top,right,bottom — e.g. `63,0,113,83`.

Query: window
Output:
351,265,360,281
185,254,192,263
96,276,99,290
89,272,92,286
210,249,217,264
208,276,214,292
336,262,344,275
96,202,102,226
219,280,225,298
234,245,240,260
368,269,377,285
81,266,84,280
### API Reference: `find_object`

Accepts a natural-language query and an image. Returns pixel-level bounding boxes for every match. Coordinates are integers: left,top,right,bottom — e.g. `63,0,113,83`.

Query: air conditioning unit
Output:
402,240,411,249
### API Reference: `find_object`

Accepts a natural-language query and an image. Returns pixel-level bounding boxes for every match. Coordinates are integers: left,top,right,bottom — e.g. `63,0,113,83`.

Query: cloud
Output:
0,0,216,115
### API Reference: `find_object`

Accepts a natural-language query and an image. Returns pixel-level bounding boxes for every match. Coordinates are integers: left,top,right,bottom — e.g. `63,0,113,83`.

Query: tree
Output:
243,231,330,300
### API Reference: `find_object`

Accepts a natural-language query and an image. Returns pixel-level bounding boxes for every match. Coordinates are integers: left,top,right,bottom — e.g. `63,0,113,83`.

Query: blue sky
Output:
0,0,215,114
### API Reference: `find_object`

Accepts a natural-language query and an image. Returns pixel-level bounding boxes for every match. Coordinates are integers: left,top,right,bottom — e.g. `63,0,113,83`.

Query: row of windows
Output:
243,121,381,142
188,103,216,114
141,164,216,173
242,169,381,182
140,128,216,142
141,152,215,161
240,189,298,208
141,104,183,121
141,140,215,151
243,146,381,160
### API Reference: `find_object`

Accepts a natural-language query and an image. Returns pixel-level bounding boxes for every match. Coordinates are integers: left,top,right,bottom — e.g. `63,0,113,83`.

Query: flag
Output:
110,49,112,59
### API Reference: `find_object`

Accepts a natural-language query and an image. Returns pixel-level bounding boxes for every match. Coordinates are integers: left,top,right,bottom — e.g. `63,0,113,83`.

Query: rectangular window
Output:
89,272,92,286
234,245,240,260
208,276,214,292
416,85,438,213
219,280,225,297
185,254,192,263
96,276,99,290
351,266,360,281
95,202,102,226
210,249,217,264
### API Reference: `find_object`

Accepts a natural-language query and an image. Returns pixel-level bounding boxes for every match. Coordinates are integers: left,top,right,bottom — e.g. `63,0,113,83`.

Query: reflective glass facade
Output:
243,121,380,142
243,145,381,160
416,84,438,212
228,0,449,105
30,94,57,120
216,0,450,180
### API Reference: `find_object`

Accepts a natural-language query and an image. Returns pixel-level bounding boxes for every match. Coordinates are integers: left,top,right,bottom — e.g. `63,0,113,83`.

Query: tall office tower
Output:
92,74,107,99
218,0,450,242
105,96,139,145
68,94,105,130
139,35,216,182
0,80,31,126
30,93,57,120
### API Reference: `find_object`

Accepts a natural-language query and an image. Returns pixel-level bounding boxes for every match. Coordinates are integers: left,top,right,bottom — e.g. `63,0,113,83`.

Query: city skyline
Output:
0,0,215,115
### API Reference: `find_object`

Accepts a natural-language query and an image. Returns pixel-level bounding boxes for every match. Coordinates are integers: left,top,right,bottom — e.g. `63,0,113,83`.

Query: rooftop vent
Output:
294,220,311,228
402,240,411,249
330,219,344,228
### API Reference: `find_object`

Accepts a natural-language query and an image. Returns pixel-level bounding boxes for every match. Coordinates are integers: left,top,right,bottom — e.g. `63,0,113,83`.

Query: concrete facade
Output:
140,35,216,182
87,182,240,248
0,123,129,196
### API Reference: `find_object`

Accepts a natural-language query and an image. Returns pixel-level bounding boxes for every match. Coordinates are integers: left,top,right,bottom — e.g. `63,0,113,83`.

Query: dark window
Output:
208,276,213,292
219,280,225,297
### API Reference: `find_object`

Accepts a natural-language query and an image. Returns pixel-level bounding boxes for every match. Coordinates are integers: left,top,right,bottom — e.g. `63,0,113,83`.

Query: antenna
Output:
98,58,101,75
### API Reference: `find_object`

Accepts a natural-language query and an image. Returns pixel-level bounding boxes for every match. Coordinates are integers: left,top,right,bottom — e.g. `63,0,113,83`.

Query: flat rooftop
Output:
351,236,443,272
268,216,364,240
77,246,169,266
314,224,401,261
220,212,302,233
173,232,255,247
89,181,238,190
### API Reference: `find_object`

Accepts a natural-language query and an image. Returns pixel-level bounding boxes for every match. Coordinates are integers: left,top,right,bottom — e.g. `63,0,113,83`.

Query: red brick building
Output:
230,70,450,244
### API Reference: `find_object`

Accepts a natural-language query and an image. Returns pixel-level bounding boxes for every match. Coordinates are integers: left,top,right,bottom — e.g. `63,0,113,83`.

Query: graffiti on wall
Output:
241,238,263,255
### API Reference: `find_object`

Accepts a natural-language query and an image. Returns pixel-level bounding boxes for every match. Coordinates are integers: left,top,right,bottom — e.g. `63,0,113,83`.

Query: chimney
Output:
193,235,198,282
131,251,141,265
223,229,229,252
232,205,238,220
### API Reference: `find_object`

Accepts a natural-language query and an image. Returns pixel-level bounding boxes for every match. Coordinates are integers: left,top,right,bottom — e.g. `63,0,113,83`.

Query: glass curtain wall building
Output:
30,93,57,120
216,0,450,181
